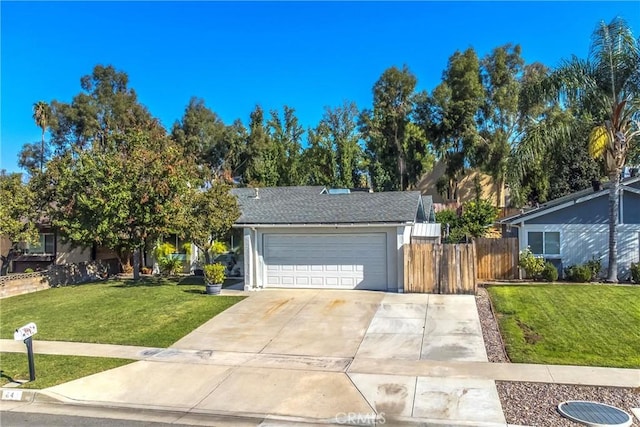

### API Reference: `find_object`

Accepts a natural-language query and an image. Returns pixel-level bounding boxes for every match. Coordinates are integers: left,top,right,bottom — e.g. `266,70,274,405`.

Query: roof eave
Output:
233,221,414,228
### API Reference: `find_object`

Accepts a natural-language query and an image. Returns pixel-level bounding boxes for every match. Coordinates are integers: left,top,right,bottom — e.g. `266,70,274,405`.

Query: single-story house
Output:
500,176,640,279
2,224,125,275
231,186,439,292
6,226,93,273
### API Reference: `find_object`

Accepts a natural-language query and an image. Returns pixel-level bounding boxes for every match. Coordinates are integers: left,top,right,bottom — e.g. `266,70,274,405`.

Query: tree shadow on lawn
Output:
180,278,243,295
183,289,206,295
177,276,205,286
112,277,179,288
178,276,243,288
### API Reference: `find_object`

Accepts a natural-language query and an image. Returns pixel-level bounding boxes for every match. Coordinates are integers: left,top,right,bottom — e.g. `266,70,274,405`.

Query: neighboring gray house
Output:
232,186,438,292
501,176,640,279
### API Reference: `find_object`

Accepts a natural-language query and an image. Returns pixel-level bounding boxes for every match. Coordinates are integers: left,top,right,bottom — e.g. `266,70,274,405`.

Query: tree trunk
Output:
497,177,505,208
0,249,17,276
40,131,45,173
606,172,620,282
133,247,140,281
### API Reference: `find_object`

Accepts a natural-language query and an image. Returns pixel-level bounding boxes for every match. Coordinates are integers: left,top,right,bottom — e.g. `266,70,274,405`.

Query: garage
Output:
231,186,438,292
263,233,387,290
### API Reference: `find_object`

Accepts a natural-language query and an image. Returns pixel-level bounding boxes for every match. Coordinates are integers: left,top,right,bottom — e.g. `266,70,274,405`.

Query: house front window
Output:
528,231,560,256
163,234,189,261
25,233,55,255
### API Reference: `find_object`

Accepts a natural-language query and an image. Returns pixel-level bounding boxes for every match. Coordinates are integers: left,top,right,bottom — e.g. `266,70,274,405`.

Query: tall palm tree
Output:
32,101,50,172
516,18,639,282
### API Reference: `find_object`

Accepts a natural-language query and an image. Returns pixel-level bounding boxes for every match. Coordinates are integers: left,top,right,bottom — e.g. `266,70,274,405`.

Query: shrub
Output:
631,262,640,284
24,268,34,273
585,256,602,281
541,262,558,282
519,247,545,279
210,241,228,257
564,264,592,282
158,256,183,275
154,242,176,260
203,263,226,284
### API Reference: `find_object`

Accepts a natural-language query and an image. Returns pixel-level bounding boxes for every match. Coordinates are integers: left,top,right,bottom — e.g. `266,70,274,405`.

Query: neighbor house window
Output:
26,233,55,255
528,231,560,256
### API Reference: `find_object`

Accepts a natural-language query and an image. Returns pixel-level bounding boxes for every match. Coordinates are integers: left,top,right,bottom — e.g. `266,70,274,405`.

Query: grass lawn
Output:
0,353,132,389
0,278,245,348
487,285,640,368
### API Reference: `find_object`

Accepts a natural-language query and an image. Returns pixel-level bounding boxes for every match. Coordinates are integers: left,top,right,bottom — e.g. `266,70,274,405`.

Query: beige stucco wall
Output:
56,241,92,264
416,160,505,207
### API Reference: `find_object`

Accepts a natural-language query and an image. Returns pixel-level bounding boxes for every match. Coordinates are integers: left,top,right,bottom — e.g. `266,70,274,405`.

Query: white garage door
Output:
263,233,388,290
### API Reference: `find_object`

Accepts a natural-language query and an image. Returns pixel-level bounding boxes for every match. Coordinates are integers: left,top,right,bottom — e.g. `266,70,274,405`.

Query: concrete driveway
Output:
46,290,506,426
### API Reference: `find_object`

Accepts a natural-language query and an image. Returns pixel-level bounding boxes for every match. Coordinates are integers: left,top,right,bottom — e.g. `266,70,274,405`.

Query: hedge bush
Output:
519,247,545,279
564,264,592,282
541,262,559,282
631,262,640,284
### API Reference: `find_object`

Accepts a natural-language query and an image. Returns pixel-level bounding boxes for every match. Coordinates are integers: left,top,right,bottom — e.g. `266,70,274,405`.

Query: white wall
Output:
242,225,411,292
520,223,640,279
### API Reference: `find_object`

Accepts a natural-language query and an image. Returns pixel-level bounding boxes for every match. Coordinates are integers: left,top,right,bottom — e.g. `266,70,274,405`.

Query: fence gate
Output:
404,243,477,294
474,237,519,280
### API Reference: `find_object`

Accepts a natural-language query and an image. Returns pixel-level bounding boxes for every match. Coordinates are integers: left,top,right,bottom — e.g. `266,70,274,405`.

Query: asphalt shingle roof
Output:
500,175,640,224
232,186,424,225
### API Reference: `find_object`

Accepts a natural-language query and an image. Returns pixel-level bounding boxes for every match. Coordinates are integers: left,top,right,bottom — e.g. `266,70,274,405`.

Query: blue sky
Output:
2,1,639,174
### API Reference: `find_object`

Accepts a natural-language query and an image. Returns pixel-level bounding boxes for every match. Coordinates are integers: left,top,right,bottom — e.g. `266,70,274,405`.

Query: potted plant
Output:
203,263,226,295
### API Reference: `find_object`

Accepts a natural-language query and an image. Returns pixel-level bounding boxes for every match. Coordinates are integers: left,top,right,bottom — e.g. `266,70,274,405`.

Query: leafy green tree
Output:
35,65,209,280
18,142,48,176
419,49,484,199
47,64,154,154
404,121,435,189
0,171,39,275
477,44,525,206
435,208,460,242
321,101,363,188
42,128,192,280
180,179,240,264
460,198,499,238
437,198,498,243
361,65,425,191
221,119,249,182
516,18,639,281
510,62,603,206
244,105,278,186
301,125,336,185
268,106,304,186
300,101,364,187
171,97,227,170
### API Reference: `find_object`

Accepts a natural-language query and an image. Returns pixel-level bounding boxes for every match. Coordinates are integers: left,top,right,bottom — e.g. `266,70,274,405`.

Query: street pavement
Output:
2,289,639,426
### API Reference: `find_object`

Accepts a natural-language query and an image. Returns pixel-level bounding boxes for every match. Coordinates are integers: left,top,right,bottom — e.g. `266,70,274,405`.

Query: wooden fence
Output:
475,237,519,280
404,243,477,294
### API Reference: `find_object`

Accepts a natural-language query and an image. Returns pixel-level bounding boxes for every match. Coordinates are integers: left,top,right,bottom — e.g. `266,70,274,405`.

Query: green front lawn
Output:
0,278,245,347
0,353,132,389
487,285,640,368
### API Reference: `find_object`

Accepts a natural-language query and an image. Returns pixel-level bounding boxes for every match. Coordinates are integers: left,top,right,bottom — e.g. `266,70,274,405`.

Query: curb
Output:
1,387,514,427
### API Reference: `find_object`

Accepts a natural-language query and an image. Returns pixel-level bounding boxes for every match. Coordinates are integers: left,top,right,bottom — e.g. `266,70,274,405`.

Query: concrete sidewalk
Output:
2,290,639,427
3,338,638,388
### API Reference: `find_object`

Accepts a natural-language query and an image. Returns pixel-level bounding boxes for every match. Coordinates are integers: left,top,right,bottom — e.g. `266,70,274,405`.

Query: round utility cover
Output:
558,401,632,427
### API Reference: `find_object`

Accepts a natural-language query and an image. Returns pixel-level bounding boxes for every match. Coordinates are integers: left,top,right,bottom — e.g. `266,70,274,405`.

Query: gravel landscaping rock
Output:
476,286,640,427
